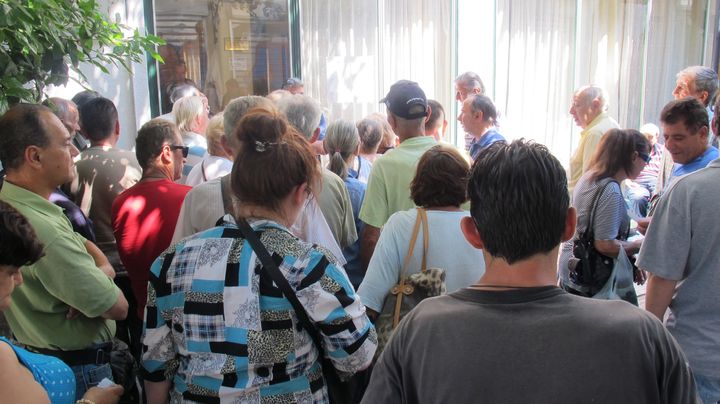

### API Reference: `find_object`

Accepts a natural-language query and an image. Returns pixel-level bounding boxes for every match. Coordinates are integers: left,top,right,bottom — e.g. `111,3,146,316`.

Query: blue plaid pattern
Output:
142,220,376,402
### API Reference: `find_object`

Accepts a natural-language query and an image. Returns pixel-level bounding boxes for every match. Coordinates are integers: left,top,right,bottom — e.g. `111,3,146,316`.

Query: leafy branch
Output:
0,0,165,113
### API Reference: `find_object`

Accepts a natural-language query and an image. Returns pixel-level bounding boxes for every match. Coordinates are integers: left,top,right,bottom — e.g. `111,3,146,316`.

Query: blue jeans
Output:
71,362,113,399
694,372,720,404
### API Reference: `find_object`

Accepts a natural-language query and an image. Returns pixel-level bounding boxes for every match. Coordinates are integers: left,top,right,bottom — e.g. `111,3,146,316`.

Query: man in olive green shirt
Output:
359,80,437,267
0,104,128,396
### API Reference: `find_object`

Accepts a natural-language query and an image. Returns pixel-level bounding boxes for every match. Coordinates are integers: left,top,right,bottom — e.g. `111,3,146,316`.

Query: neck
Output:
90,139,115,148
237,205,293,228
612,171,628,183
3,172,54,200
472,249,559,289
140,166,173,182
424,205,462,212
472,124,493,140
396,128,424,143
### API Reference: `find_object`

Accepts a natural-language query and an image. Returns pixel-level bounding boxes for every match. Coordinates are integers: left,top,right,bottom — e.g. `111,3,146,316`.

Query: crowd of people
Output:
0,65,717,404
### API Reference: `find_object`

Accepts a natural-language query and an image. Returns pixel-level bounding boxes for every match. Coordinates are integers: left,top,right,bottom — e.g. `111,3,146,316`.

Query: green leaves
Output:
0,0,165,113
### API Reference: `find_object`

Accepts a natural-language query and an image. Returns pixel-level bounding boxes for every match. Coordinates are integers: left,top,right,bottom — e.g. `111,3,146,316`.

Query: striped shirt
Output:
142,219,376,403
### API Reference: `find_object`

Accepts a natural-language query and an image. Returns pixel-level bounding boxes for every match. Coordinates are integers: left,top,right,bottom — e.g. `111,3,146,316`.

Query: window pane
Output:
154,0,291,114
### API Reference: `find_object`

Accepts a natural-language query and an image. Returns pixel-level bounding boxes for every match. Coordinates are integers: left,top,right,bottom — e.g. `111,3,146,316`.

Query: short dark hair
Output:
660,96,709,134
135,119,179,170
79,97,118,142
71,90,100,110
425,99,445,130
0,104,52,170
468,140,569,264
411,145,469,208
469,94,498,125
0,200,44,268
588,129,649,181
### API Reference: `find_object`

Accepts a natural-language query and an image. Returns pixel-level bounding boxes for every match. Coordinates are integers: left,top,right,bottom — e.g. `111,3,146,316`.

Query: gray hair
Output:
468,95,498,126
325,119,359,180
173,96,205,133
678,66,718,106
223,96,274,151
577,85,609,111
455,71,486,95
43,97,77,122
277,95,321,140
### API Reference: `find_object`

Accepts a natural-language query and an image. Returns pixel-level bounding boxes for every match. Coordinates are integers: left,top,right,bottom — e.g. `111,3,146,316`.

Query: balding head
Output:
569,85,608,129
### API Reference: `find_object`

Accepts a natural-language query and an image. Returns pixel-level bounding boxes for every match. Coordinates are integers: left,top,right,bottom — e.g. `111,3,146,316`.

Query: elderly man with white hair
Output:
173,95,210,182
567,85,620,193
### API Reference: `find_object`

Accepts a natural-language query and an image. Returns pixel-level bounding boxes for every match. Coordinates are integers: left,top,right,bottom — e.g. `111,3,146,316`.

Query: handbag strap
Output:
219,175,235,216
391,208,427,328
235,218,326,357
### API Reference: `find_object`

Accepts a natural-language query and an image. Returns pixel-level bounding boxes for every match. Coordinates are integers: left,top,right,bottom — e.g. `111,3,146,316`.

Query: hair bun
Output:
235,107,287,150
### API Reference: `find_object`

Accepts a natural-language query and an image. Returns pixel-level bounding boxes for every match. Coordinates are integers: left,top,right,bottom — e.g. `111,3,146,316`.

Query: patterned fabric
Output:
1,337,76,403
142,220,376,403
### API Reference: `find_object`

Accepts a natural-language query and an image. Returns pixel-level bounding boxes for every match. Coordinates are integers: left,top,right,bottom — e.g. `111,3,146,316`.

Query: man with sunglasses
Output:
111,119,191,356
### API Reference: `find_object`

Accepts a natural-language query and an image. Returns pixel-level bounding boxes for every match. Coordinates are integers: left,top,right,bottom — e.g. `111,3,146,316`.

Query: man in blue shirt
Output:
458,94,505,161
662,97,718,180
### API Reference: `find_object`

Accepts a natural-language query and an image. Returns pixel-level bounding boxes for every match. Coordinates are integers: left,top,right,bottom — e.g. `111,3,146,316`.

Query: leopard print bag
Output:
374,208,446,358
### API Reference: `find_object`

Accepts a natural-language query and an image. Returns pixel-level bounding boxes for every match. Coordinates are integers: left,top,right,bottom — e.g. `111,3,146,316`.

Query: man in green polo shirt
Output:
359,80,437,267
0,103,128,397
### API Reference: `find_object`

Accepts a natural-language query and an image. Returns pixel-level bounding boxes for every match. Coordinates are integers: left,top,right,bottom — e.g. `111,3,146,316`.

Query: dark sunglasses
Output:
170,145,189,158
638,152,651,164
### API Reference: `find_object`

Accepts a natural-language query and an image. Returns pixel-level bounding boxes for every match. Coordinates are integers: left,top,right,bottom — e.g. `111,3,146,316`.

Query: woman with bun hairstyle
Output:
142,107,376,403
324,119,366,288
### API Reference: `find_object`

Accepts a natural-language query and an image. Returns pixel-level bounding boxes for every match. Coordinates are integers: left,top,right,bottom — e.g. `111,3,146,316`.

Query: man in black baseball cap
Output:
358,80,437,271
380,80,429,119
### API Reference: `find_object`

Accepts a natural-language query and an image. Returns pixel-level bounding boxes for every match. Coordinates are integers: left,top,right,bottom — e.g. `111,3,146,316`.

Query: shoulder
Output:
321,168,344,186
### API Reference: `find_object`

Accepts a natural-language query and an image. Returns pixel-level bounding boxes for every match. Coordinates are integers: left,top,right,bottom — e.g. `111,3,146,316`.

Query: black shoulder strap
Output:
236,218,325,352
219,175,234,216
582,177,618,242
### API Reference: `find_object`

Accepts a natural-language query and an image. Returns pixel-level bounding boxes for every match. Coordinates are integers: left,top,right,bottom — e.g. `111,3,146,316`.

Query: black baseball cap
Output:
380,80,428,119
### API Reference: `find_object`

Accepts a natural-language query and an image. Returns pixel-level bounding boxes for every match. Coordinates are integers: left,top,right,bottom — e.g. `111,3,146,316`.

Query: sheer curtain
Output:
643,0,713,125
299,0,453,126
493,0,578,164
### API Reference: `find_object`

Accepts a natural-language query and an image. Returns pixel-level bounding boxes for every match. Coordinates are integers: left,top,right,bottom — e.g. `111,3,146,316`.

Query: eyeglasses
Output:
638,152,651,164
170,145,189,158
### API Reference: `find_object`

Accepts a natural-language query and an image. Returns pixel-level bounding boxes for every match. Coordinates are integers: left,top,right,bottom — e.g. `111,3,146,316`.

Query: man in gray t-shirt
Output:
637,158,720,403
362,140,696,404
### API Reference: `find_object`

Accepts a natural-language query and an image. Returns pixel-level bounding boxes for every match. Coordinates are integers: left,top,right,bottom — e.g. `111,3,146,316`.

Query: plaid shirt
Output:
142,220,376,403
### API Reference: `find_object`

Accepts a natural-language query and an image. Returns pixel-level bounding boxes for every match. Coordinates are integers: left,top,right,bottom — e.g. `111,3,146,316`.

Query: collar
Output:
397,135,437,149
0,181,64,217
709,157,720,168
581,112,609,134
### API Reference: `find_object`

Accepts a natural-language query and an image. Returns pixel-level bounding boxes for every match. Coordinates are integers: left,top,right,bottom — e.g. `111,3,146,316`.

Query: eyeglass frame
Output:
637,152,651,164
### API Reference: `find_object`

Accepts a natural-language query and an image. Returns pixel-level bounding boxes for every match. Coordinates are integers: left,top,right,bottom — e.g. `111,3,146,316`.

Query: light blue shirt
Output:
671,146,719,178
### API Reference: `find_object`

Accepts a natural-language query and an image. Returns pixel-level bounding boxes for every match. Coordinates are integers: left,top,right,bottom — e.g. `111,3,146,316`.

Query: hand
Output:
66,307,82,320
82,385,124,404
634,268,647,285
636,217,651,235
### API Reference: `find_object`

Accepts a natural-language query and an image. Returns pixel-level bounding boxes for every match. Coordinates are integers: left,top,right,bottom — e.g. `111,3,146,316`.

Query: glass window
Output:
154,0,291,114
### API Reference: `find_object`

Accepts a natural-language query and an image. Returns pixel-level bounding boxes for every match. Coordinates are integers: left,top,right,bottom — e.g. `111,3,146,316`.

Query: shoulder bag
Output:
565,178,618,297
374,208,446,357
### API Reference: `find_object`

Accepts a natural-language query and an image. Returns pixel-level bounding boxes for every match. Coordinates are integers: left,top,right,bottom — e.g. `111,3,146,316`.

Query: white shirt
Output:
171,176,346,265
184,155,233,187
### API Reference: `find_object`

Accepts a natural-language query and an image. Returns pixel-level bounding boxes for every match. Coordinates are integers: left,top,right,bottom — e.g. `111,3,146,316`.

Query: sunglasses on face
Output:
170,145,189,158
638,152,651,164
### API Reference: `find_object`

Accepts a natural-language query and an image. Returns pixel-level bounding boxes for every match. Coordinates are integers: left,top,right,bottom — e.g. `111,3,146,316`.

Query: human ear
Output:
562,207,577,242
460,216,485,250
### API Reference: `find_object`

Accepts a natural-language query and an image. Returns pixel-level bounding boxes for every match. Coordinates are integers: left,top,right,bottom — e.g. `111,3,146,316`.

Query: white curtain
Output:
643,0,713,125
300,0,453,127
493,0,579,164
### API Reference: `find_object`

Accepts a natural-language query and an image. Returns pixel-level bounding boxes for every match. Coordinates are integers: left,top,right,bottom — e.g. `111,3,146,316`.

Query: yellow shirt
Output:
568,112,619,193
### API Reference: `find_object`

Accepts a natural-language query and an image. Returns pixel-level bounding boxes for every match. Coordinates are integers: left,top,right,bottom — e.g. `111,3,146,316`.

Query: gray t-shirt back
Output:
637,159,720,377
363,287,696,404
